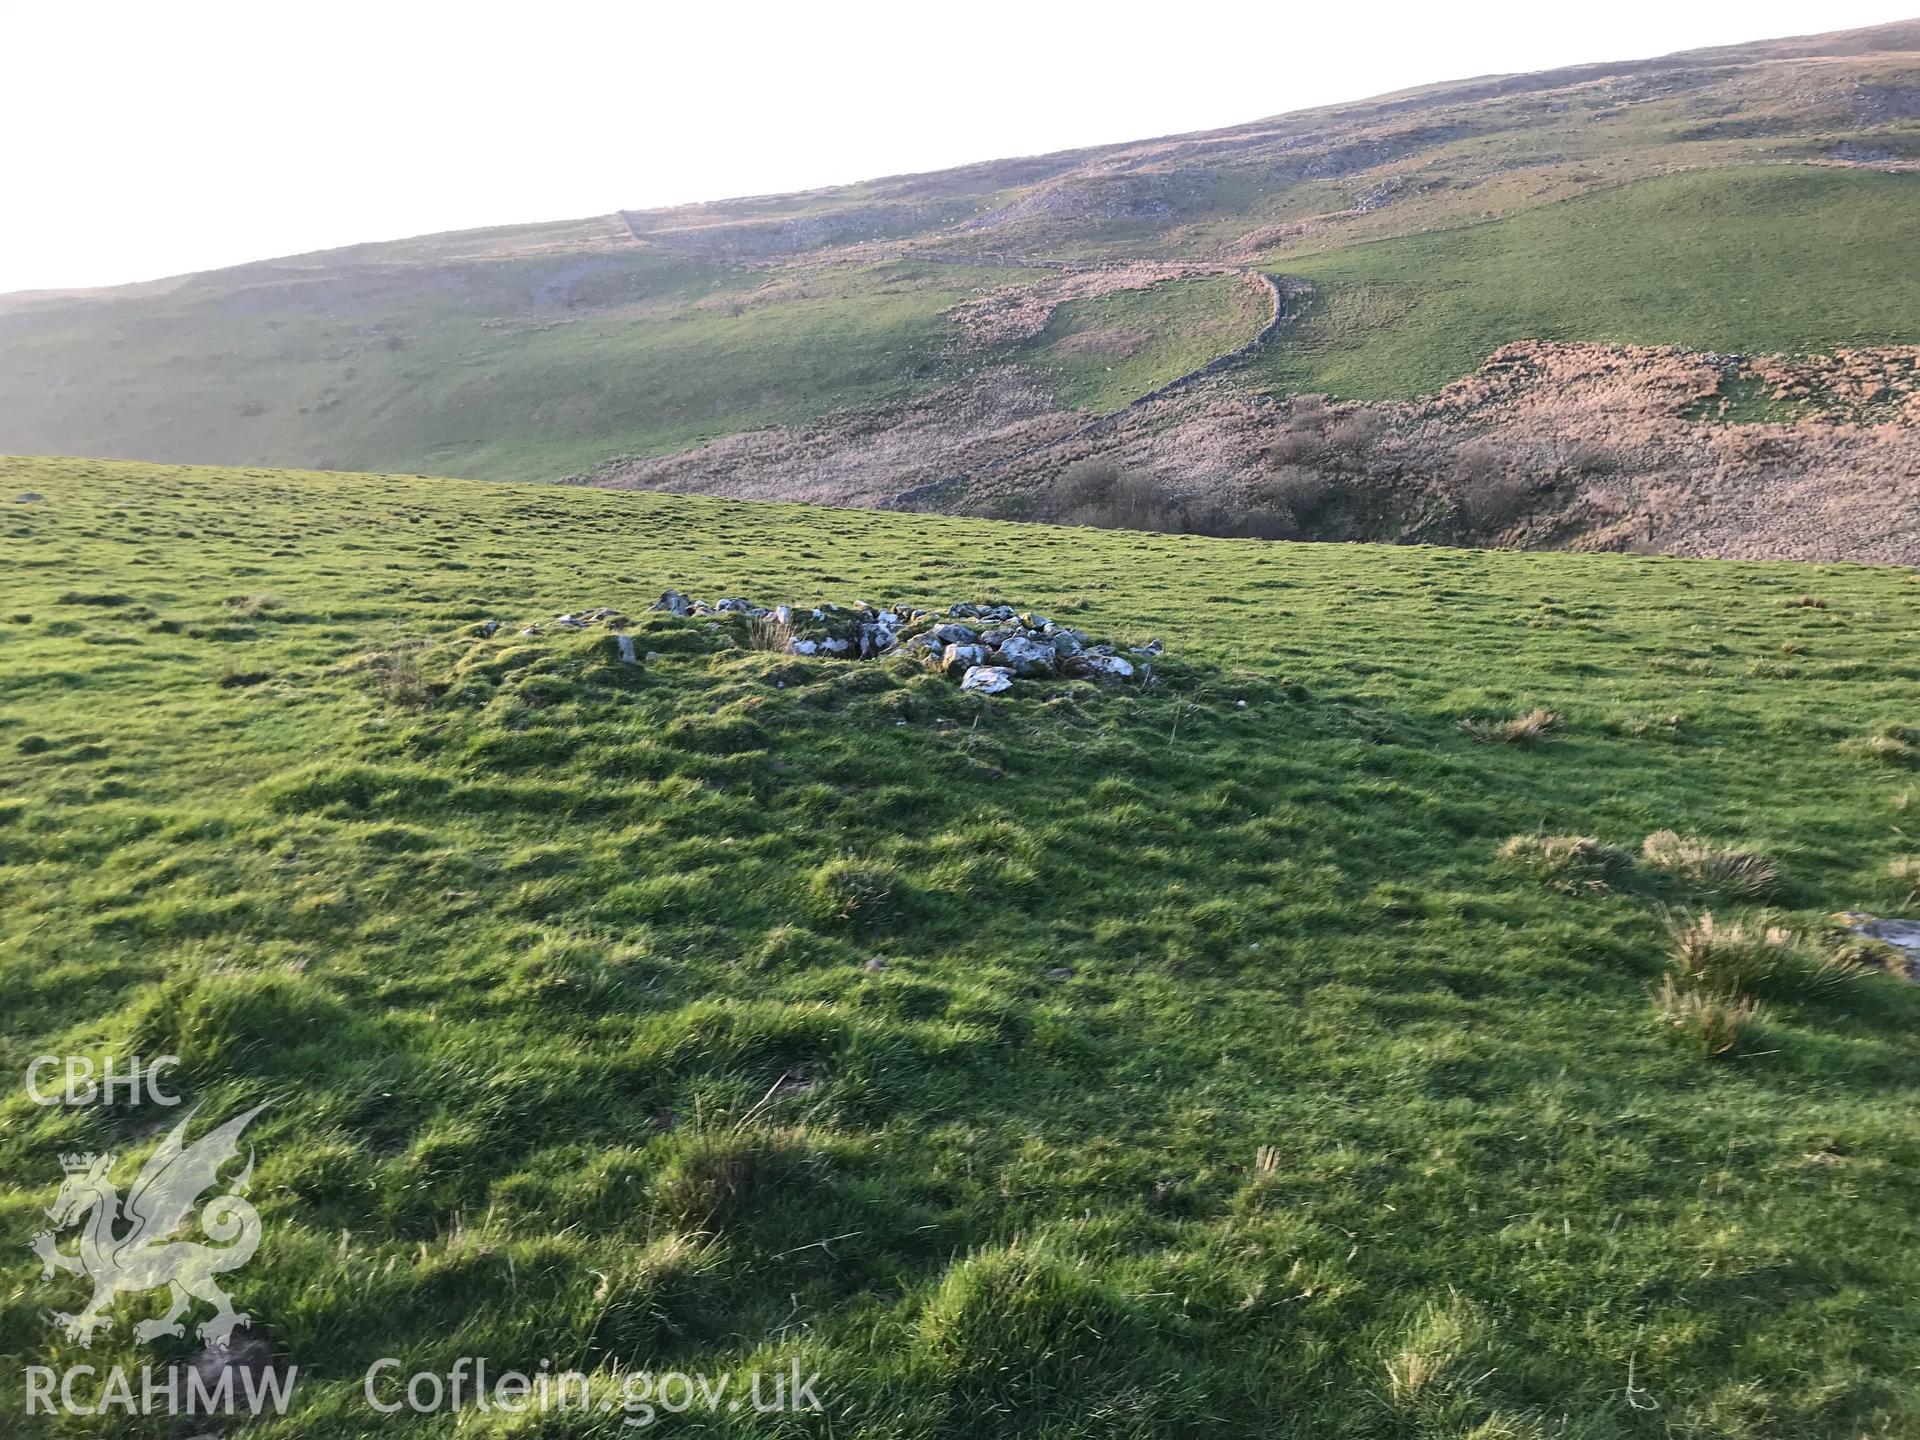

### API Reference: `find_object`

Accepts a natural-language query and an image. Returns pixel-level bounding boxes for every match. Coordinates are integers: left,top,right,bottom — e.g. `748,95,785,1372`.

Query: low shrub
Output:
1259,467,1338,530
1264,427,1325,466
1561,437,1617,475
1451,440,1539,529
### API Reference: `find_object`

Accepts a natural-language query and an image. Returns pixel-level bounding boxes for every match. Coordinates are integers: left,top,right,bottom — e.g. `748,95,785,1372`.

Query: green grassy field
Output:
1012,274,1271,414
1254,167,1920,399
4,454,1920,1436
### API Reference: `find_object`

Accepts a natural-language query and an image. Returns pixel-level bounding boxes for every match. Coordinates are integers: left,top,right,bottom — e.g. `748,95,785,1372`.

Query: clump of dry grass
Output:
1382,1295,1487,1412
1641,830,1780,899
224,592,281,617
1461,708,1563,745
1841,725,1920,769
1785,595,1829,609
1668,912,1862,999
377,655,433,708
747,613,795,652
339,645,434,707
1890,855,1920,903
1654,976,1765,1057
1497,833,1633,894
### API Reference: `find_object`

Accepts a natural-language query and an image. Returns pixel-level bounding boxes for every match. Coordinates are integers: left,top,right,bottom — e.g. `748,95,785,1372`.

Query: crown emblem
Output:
59,1153,100,1174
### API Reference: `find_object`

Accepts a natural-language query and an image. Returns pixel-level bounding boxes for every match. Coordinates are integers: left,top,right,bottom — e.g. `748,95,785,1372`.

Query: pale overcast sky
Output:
1,0,1911,294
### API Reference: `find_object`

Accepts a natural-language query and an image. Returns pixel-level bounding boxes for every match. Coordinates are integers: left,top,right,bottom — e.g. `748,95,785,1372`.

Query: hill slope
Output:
1254,165,1920,399
4,454,1920,1434
1,20,1917,514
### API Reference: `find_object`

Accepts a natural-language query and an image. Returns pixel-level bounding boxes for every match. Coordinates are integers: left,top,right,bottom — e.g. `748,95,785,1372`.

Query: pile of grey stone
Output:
648,591,1160,693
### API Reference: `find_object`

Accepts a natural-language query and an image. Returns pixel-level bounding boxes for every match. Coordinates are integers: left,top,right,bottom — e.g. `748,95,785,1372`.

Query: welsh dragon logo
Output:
31,1104,266,1349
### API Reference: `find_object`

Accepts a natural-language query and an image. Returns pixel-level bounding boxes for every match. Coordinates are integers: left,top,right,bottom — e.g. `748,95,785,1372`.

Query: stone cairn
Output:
500,591,1161,695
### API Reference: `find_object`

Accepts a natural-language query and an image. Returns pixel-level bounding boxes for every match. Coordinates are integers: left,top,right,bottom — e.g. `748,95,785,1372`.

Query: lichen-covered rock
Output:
992,636,1058,677
960,665,1015,695
1069,652,1135,679
614,634,638,664
940,642,987,677
650,589,692,616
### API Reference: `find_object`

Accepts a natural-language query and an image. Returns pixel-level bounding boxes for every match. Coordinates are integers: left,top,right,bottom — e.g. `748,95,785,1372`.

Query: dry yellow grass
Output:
1461,708,1563,745
1641,830,1780,899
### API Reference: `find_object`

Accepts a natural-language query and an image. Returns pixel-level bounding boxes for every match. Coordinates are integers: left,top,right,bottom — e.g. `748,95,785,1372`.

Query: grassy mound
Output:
1256,166,1920,399
4,454,1920,1435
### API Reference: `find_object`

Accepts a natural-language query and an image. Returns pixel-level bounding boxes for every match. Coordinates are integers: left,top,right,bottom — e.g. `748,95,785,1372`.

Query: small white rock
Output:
960,665,1015,695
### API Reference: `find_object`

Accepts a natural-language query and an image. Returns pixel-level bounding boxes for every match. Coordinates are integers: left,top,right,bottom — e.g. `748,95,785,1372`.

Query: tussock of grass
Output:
1641,830,1781,899
1668,912,1862,1000
1383,1296,1486,1406
1842,724,1920,769
805,857,903,927
1497,833,1633,894
747,612,795,652
1460,707,1562,745
1891,856,1920,903
652,1130,827,1234
1654,975,1766,1057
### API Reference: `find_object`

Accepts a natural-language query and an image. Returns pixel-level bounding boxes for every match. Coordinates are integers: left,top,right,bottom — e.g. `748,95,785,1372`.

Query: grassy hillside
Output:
1254,167,1920,399
0,258,1048,480
5,454,1920,1436
3,25,1918,487
1014,273,1273,413
0,259,1276,481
